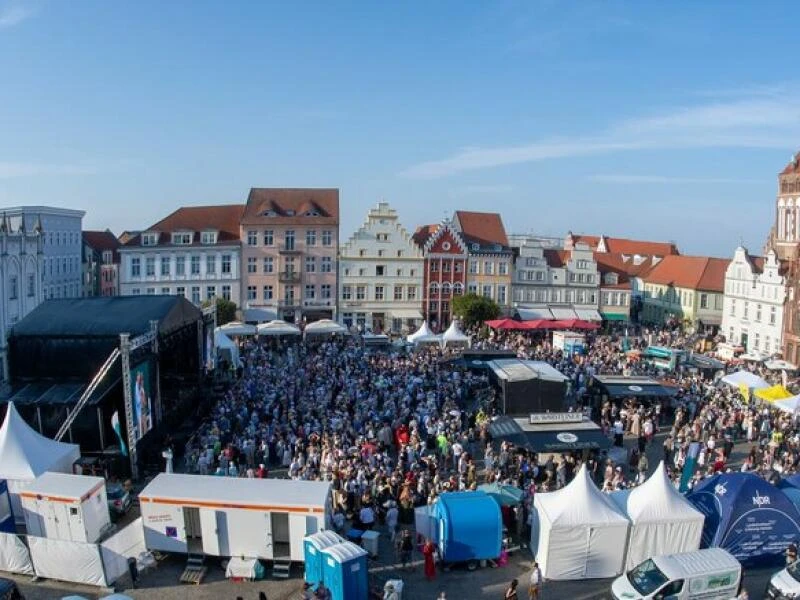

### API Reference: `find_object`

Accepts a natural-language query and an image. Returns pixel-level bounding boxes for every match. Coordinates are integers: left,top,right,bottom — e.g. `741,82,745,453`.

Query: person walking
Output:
529,562,542,599
397,529,414,571
504,578,519,600
422,538,437,581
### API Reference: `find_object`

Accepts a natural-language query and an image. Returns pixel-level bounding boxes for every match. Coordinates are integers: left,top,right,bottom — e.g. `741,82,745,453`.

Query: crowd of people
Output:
180,322,799,596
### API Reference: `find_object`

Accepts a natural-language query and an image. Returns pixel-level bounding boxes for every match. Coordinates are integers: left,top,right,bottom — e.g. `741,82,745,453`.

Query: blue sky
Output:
1,1,798,256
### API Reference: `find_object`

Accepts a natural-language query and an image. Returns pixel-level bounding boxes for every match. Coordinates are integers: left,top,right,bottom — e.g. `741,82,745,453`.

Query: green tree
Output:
451,293,500,327
204,297,237,326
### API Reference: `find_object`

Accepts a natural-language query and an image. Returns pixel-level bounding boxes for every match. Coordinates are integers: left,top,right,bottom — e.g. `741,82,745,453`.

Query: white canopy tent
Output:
303,319,347,336
214,332,240,367
406,321,433,343
766,359,798,371
533,464,629,580
0,402,80,521
442,321,471,347
216,321,257,336
256,320,301,337
719,370,770,390
610,461,704,570
773,394,800,413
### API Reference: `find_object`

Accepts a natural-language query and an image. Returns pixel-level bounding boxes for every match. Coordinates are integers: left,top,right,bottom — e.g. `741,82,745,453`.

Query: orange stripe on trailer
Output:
139,496,324,514
19,492,79,504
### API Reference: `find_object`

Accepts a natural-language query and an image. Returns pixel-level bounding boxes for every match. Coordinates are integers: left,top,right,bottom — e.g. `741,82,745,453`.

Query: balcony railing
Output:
278,271,301,283
278,244,301,254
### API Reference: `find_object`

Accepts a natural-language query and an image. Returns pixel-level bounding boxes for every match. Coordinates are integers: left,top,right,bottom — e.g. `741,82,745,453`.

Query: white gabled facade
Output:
339,202,424,333
721,246,786,355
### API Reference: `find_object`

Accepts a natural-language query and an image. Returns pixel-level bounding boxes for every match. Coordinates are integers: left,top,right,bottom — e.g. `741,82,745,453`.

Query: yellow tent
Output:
753,385,794,402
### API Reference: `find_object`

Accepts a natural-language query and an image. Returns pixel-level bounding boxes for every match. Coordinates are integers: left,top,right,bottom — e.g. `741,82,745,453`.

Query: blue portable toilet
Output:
0,480,14,534
432,490,502,564
304,530,344,589
321,541,368,600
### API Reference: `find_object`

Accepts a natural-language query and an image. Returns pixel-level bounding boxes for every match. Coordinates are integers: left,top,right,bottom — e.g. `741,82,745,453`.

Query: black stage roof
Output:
488,415,611,453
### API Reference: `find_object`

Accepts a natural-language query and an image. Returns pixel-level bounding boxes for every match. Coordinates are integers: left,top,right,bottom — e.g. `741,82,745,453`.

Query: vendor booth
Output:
533,464,629,580
216,321,256,337
431,491,502,566
592,375,677,405
256,319,301,337
0,402,80,522
304,319,347,338
488,414,610,454
687,472,800,566
610,461,705,569
441,321,471,348
139,473,331,561
487,359,569,415
719,370,770,391
552,331,585,355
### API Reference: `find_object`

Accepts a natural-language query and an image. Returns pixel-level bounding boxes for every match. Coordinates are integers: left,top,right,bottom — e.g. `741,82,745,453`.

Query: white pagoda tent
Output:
610,461,705,570
406,322,441,345
0,402,80,520
442,320,471,347
257,320,301,337
303,319,347,336
216,321,257,336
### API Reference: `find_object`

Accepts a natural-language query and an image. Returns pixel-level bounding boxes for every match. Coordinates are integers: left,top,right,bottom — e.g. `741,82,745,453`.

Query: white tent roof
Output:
766,359,798,371
442,321,470,345
612,462,703,524
720,370,769,389
216,321,257,336
774,394,800,413
257,320,301,336
536,464,629,528
0,402,80,481
304,319,347,335
407,321,433,342
214,332,240,366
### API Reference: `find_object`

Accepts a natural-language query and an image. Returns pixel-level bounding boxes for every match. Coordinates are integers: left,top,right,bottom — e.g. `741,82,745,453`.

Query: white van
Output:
766,560,800,598
611,548,741,600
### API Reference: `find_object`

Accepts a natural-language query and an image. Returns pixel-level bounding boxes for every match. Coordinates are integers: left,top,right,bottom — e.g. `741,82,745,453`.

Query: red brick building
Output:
413,220,468,331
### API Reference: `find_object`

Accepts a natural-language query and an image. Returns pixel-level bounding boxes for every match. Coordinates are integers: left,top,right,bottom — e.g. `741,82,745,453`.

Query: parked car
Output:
0,577,23,600
106,483,132,519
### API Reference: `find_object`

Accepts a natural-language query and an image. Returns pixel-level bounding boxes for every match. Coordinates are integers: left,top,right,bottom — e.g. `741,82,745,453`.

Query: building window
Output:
305,256,316,273
263,285,273,301
246,286,256,301
356,285,366,300
8,276,18,300
359,249,366,257
176,286,185,298
408,286,417,301
220,254,231,274
700,293,708,309
376,265,385,277
498,285,507,305
321,257,332,273
130,257,141,277
410,269,417,277
498,262,508,275
536,271,545,281
131,288,140,295
284,287,295,303
222,285,231,300
482,285,493,299
430,262,438,273
321,284,332,299
305,285,316,300
102,250,113,264
342,285,352,300
161,286,170,294
377,233,389,242
484,261,494,275
171,232,192,245
247,257,257,274
756,304,762,322
743,302,749,320
443,262,451,273
200,231,217,244
468,282,478,294
306,230,317,246
175,256,186,276
770,306,777,325
453,282,463,296
375,285,384,301
730,299,736,317
263,230,274,246
263,257,274,273
191,255,201,275
191,286,201,304
577,260,588,269
206,286,216,300
206,255,216,275
394,285,403,300
247,231,258,246
284,230,295,250
142,233,158,246
469,260,478,275
161,257,171,276
754,333,760,350
322,230,332,246
429,282,439,296
429,300,438,312
377,249,385,258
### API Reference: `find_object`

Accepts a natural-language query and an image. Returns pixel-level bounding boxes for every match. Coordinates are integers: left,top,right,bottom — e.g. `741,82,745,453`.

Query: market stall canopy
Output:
256,320,301,336
574,309,602,321
485,318,527,330
753,384,795,403
303,319,347,336
0,402,80,481
720,370,770,389
477,482,524,507
442,321,471,346
489,359,569,383
216,321,257,336
516,307,554,321
766,359,798,371
242,307,277,323
593,375,677,399
406,321,433,343
773,394,800,413
488,415,610,453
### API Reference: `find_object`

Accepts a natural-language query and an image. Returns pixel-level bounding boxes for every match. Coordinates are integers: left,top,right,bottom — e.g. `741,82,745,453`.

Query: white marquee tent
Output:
442,321,471,347
533,464,629,580
0,402,80,520
406,322,433,343
720,370,769,390
214,332,240,367
303,319,347,336
610,461,705,570
216,321,257,336
256,320,301,337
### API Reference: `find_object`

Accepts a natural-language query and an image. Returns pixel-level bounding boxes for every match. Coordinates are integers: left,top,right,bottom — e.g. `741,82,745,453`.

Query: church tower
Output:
771,151,800,260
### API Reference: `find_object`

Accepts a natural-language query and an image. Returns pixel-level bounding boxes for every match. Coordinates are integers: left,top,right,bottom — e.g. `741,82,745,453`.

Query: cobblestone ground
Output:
7,430,776,599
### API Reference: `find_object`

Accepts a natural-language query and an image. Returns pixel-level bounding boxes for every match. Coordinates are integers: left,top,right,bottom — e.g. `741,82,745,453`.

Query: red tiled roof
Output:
123,204,245,247
543,249,569,268
83,230,120,252
642,255,729,292
594,252,659,278
748,255,790,276
781,153,800,175
571,233,679,257
454,211,509,246
242,188,339,224
413,224,437,248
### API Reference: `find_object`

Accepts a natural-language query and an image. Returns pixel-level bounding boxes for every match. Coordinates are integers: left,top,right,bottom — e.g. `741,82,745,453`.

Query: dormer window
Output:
305,210,320,217
493,244,502,252
201,231,218,245
142,232,159,246
102,250,113,264
261,210,278,217
471,243,480,252
286,209,295,216
172,232,193,245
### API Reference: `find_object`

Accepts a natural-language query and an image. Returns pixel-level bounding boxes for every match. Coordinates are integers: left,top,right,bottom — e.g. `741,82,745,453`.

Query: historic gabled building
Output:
82,229,121,297
339,202,424,333
413,220,468,331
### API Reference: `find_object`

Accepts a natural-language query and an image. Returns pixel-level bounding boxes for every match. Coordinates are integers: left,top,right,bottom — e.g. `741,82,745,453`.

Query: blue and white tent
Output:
687,472,800,566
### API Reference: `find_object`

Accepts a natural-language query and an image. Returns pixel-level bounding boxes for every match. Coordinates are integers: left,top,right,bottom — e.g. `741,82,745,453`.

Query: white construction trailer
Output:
139,473,332,561
20,472,111,544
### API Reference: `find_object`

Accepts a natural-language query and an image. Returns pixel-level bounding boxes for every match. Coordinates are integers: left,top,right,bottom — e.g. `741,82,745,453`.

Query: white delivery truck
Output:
766,560,800,598
611,548,741,600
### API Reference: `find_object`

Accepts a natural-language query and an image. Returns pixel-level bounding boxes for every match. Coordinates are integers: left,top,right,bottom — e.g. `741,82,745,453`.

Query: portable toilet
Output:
20,472,110,543
0,479,14,533
432,491,502,565
304,530,344,589
321,541,368,600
